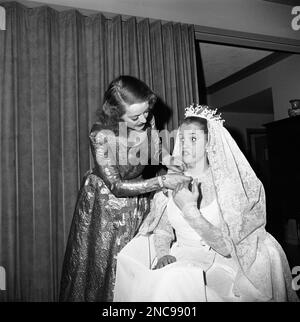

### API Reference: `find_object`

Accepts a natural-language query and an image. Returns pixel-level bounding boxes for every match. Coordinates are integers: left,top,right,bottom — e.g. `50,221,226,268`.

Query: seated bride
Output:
113,105,299,302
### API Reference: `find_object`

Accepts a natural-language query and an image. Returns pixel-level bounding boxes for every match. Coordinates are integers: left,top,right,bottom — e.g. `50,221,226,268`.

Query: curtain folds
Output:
0,1,199,301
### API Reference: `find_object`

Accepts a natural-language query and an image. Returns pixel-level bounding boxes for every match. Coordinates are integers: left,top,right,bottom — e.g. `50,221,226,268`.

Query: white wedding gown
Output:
113,196,246,302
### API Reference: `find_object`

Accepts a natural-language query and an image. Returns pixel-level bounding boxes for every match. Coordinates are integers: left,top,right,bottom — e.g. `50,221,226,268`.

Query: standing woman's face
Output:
121,101,150,131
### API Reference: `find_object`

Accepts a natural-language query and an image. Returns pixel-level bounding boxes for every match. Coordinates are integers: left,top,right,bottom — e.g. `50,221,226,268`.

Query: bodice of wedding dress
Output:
167,196,220,249
152,168,224,259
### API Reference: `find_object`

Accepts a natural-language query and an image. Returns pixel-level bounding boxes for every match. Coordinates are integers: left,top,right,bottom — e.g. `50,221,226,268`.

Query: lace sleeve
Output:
183,206,232,257
153,208,174,258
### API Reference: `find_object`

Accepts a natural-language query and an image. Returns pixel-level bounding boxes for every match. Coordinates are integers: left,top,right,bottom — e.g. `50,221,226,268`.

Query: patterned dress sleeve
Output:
89,129,162,197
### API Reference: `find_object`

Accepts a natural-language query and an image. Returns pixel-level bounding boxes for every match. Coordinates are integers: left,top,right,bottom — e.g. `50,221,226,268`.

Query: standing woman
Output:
59,75,191,302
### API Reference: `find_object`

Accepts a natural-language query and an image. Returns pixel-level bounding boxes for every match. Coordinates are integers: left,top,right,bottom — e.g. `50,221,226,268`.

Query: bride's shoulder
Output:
200,172,217,206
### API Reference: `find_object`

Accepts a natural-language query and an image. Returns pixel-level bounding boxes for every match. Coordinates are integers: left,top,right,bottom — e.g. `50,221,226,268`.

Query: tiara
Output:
184,104,224,124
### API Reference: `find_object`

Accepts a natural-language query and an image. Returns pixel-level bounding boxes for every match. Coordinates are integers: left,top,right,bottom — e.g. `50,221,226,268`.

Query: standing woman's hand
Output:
161,174,192,190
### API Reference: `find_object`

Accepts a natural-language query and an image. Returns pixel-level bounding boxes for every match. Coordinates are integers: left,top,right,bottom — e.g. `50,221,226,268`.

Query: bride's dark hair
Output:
182,116,208,134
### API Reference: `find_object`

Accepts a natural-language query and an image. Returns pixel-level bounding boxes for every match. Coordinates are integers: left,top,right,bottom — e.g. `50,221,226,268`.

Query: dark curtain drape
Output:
0,1,199,301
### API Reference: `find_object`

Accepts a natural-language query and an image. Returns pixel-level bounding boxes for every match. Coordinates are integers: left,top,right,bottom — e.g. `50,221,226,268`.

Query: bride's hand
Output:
172,179,199,212
153,255,176,269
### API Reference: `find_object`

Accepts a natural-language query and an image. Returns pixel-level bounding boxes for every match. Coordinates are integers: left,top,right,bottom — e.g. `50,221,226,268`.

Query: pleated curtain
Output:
0,1,199,301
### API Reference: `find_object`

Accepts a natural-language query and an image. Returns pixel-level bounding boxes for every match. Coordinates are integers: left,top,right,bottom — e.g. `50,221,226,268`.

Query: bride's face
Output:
179,122,207,166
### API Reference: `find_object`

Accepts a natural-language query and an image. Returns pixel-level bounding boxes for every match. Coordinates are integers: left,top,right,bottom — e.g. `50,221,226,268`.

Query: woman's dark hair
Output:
182,116,208,134
97,75,157,133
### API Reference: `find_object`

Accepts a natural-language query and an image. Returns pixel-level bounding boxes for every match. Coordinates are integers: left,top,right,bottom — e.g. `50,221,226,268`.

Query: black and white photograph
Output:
0,0,300,311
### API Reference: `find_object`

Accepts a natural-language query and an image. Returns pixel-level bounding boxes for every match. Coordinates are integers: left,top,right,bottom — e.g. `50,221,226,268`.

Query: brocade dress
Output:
59,119,162,302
